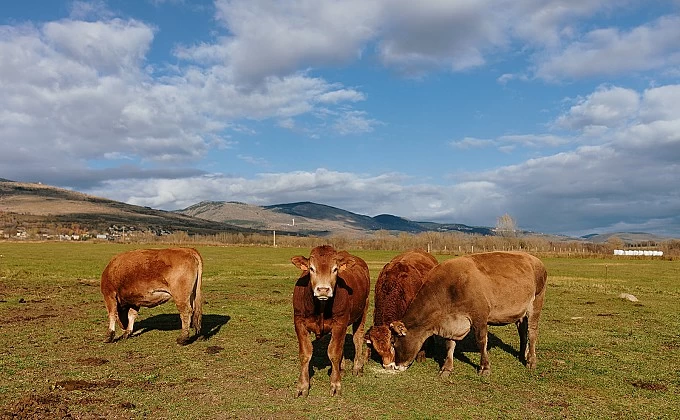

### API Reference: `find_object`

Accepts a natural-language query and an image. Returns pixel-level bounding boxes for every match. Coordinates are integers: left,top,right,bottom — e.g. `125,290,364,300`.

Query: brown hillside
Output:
0,181,251,236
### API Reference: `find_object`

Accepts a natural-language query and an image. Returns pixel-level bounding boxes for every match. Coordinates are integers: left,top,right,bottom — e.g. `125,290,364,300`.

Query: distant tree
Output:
606,236,624,251
495,213,517,237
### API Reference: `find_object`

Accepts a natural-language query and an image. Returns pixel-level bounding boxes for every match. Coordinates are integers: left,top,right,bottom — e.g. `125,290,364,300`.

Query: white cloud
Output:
377,0,506,75
333,110,381,135
0,16,375,184
451,137,496,149
316,89,366,104
555,86,640,131
535,15,680,80
179,0,382,85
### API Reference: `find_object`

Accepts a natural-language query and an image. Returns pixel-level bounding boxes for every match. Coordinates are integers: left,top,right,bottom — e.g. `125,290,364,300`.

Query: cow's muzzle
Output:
314,286,333,299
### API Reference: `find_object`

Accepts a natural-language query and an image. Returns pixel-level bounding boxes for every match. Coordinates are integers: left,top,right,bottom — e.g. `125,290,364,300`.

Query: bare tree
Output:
496,213,518,237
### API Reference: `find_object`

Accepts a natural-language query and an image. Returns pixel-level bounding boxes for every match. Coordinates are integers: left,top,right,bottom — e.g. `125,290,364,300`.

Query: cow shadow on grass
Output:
428,332,521,371
132,314,231,344
307,333,359,380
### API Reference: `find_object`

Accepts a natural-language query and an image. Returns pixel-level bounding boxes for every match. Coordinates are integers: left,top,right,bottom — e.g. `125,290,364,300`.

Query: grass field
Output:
0,242,678,419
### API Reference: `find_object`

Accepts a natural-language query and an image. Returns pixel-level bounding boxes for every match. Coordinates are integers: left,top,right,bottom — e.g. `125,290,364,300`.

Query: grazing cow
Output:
390,251,547,376
365,249,438,369
100,248,203,345
291,245,370,397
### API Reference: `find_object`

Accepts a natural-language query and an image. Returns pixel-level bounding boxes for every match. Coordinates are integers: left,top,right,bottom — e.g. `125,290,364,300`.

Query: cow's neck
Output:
395,324,431,365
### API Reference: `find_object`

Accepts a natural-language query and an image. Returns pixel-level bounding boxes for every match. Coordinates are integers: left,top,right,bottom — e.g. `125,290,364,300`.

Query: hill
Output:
181,201,494,236
3,179,672,243
581,232,671,244
0,180,254,237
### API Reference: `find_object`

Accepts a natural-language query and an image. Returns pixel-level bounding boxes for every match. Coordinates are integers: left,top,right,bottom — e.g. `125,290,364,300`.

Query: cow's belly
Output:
120,289,172,308
487,298,533,325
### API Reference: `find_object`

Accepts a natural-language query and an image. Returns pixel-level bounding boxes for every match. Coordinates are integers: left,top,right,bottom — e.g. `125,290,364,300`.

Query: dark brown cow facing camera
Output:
391,251,547,376
291,245,370,397
100,248,203,345
365,249,437,369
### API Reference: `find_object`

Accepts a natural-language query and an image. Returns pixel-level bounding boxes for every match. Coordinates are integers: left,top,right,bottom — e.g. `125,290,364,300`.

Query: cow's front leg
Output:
121,306,139,340
439,339,456,377
294,322,313,397
328,327,345,396
351,301,368,376
474,323,491,376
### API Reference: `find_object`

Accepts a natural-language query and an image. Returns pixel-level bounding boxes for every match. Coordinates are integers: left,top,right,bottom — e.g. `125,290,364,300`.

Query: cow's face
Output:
292,247,350,300
365,325,395,369
389,321,411,371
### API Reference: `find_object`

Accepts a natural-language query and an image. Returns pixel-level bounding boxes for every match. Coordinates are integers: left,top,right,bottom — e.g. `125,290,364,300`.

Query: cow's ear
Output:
336,253,356,273
291,256,309,271
390,321,408,337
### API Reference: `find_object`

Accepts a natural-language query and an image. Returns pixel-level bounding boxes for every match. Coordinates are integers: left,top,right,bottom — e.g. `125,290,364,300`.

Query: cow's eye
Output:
309,267,315,273
332,267,338,273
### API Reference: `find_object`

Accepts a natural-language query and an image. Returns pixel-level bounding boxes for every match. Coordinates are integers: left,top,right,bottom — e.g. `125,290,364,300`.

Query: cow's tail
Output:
190,249,203,337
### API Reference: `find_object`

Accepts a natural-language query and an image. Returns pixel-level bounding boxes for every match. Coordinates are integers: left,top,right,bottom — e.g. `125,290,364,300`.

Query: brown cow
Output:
100,248,203,345
364,249,438,369
390,251,546,376
291,245,370,397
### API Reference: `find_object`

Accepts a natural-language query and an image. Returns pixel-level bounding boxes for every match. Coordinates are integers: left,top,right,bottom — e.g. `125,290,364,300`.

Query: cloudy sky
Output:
2,0,680,237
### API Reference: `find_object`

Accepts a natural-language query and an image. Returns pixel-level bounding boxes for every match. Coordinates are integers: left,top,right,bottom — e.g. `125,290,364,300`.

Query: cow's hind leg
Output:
516,316,529,366
175,300,193,345
121,306,139,340
474,322,491,376
103,295,118,343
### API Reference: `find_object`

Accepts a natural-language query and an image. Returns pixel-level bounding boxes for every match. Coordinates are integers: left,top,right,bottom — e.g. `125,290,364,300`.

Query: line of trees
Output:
116,229,680,258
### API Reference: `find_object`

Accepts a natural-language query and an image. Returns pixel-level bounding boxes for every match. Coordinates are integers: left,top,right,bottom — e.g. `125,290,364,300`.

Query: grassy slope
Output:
0,243,678,419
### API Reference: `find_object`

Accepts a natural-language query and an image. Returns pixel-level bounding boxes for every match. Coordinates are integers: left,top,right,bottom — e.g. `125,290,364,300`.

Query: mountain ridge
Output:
0,179,675,243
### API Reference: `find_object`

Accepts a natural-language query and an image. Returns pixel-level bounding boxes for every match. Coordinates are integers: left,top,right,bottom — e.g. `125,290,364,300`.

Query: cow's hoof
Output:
352,365,364,376
176,336,190,345
478,367,491,376
104,331,115,343
121,331,131,340
330,383,341,397
527,358,537,369
295,387,309,398
439,369,452,378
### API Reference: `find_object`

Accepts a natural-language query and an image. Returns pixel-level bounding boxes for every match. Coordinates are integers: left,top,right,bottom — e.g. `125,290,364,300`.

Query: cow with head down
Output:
390,251,547,376
291,245,370,397
364,249,438,369
100,247,203,345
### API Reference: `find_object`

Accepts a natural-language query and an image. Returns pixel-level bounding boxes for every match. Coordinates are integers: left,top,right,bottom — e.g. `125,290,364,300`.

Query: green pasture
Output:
0,242,678,419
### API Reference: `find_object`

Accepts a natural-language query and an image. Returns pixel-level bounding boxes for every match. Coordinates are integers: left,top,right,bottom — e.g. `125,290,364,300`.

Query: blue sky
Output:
2,0,680,237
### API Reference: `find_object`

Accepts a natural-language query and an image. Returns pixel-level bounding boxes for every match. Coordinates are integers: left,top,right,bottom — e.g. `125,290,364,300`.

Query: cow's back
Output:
101,248,201,295
374,250,437,326
403,252,545,327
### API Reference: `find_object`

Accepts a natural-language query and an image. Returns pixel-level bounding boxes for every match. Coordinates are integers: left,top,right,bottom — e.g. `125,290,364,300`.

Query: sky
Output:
1,0,680,237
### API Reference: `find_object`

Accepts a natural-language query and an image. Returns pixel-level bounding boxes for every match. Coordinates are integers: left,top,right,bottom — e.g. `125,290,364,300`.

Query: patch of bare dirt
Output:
631,380,668,391
1,393,71,419
206,346,223,355
77,357,109,367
